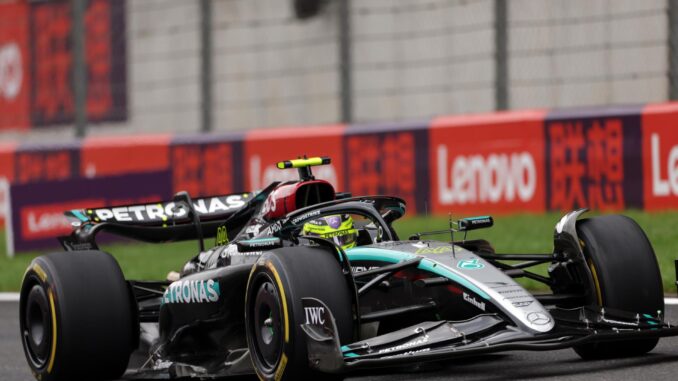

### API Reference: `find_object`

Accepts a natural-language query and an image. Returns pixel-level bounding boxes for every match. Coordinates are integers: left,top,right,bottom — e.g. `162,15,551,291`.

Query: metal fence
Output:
0,0,674,139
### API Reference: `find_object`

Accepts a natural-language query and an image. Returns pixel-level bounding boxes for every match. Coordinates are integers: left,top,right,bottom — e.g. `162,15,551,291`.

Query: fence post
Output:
669,0,678,100
72,0,87,137
338,0,353,123
200,0,213,132
494,0,508,110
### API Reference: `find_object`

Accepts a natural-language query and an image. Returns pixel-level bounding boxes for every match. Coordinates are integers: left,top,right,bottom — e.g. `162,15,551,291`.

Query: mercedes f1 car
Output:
19,157,678,381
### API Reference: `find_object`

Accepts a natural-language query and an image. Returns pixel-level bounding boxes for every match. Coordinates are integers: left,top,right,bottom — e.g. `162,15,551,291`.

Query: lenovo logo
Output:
436,145,536,205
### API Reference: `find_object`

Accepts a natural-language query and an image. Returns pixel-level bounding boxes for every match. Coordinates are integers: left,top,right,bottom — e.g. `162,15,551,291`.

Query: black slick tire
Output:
20,251,136,381
245,246,353,381
573,215,663,359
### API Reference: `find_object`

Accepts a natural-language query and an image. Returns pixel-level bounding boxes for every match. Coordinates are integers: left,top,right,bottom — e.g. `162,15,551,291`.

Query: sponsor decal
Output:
430,113,545,214
463,292,486,311
351,266,379,273
90,195,246,223
378,335,429,354
512,300,534,308
304,306,326,325
526,312,551,326
20,200,101,240
649,133,678,197
643,105,678,210
170,143,234,196
345,131,422,214
457,258,484,270
162,279,221,304
437,146,537,206
290,210,321,225
546,119,627,211
382,347,431,359
414,246,453,255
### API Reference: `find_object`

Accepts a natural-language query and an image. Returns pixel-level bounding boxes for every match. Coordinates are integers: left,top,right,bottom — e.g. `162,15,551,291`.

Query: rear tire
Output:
573,215,663,359
20,251,136,381
245,246,353,381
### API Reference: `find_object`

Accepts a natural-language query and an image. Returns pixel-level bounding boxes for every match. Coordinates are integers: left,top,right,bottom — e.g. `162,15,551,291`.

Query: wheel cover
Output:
251,276,284,372
21,283,52,369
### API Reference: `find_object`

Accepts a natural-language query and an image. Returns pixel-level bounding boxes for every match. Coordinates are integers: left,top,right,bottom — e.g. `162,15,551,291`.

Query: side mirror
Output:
458,216,493,231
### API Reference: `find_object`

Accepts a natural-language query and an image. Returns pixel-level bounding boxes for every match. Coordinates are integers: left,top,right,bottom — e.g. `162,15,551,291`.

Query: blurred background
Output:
0,0,671,137
1,0,678,292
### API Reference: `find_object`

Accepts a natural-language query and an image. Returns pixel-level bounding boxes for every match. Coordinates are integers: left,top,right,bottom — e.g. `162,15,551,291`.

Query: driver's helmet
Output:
302,214,358,250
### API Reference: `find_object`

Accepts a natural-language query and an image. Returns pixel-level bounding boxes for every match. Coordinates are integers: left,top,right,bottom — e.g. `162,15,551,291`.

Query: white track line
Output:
0,293,19,302
0,292,677,304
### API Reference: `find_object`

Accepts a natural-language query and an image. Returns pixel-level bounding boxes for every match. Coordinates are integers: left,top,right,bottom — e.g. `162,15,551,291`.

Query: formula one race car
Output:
19,157,678,381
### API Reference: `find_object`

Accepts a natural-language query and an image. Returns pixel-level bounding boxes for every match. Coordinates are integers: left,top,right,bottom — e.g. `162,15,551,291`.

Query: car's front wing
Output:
300,298,678,373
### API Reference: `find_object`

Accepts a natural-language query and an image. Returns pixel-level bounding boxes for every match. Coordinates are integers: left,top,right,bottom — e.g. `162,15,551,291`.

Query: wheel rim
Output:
251,276,283,372
21,283,52,369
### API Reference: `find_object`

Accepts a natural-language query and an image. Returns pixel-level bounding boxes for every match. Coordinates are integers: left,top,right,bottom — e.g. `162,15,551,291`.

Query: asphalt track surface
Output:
3,302,678,381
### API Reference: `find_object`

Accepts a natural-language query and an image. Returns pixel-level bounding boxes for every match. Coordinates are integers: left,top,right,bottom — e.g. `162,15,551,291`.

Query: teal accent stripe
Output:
242,238,280,243
71,210,88,222
344,352,359,358
346,248,490,300
340,345,351,352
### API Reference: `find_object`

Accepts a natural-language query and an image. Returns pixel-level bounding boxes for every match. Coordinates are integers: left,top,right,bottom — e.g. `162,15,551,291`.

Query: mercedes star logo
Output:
527,312,551,326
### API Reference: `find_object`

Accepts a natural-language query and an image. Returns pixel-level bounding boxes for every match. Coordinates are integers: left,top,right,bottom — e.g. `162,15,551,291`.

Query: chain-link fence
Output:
0,0,673,139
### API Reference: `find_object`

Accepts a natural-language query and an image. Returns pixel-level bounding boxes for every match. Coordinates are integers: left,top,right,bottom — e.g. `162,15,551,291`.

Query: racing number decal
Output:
215,226,228,247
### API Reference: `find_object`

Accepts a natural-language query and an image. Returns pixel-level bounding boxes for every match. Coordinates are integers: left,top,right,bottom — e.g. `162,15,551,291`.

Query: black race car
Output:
19,157,678,381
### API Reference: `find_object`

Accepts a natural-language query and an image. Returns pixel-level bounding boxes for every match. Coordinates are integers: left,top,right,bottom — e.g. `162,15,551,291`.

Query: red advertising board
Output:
0,0,30,130
429,111,547,214
0,142,16,228
171,142,235,196
244,125,346,191
9,171,172,254
642,103,678,211
80,135,171,177
19,199,102,240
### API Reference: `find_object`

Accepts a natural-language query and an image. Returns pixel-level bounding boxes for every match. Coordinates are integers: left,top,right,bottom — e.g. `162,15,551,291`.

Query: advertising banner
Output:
170,133,245,197
30,0,127,126
15,142,80,184
0,143,16,227
243,125,346,191
0,0,30,130
429,111,547,214
642,103,678,211
8,171,172,255
80,135,170,177
544,106,643,211
345,121,429,214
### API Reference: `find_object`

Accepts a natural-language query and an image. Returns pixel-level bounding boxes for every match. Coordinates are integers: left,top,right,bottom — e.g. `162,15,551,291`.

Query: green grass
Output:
1,210,677,292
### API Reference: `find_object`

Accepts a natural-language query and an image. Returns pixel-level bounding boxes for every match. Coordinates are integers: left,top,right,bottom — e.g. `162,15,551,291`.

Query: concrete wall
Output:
509,0,668,109
0,0,671,140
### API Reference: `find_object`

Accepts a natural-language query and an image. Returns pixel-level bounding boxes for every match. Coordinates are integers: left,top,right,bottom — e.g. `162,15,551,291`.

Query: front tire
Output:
573,215,663,359
20,251,136,381
245,246,353,381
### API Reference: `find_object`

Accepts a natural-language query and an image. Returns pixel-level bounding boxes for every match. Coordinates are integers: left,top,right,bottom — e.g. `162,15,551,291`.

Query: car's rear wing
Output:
65,192,255,227
58,184,282,250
